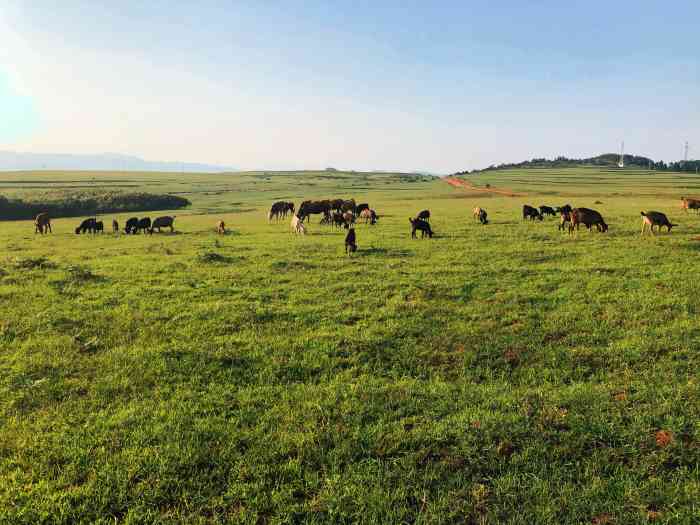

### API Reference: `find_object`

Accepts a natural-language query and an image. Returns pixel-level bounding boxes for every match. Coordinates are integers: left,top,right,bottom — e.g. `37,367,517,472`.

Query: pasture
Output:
1,168,699,524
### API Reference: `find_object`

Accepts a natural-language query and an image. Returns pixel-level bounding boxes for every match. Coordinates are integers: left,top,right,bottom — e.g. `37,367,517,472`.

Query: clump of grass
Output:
12,256,57,269
197,251,233,264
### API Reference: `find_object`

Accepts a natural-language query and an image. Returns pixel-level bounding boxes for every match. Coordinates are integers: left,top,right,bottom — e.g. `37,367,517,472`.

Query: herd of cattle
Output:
29,195,700,249
33,213,177,235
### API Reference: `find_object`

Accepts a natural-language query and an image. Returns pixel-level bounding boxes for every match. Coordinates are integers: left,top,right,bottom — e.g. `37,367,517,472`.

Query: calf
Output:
641,211,676,234
345,227,357,255
150,216,175,233
569,208,608,234
34,213,52,234
125,217,139,234
290,215,306,234
473,207,488,224
523,205,543,221
217,220,226,235
75,218,97,234
539,205,556,217
410,217,433,238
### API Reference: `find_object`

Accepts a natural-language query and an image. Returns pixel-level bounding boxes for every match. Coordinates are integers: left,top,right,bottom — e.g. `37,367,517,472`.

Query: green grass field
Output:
1,168,699,524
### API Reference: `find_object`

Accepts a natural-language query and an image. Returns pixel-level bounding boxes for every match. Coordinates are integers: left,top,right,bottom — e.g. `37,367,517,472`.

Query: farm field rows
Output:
1,168,699,523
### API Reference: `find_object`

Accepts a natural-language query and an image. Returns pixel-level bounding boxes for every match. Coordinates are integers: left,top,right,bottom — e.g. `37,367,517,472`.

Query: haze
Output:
1,1,698,173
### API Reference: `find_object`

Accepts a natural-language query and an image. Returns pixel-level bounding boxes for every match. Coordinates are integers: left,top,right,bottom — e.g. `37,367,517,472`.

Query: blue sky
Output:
1,1,698,172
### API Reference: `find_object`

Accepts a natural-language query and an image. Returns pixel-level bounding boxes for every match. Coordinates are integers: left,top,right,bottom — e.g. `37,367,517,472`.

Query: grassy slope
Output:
1,168,699,524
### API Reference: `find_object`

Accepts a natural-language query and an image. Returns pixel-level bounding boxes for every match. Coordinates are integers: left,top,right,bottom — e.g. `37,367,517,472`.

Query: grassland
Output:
1,168,699,524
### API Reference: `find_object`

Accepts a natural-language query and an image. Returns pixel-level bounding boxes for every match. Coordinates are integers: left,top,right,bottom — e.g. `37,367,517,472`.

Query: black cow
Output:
570,208,608,234
112,219,119,233
345,227,357,255
555,204,573,214
75,218,97,234
150,216,175,233
523,205,543,221
125,217,139,234
298,200,332,222
539,205,556,217
410,217,433,238
137,217,152,233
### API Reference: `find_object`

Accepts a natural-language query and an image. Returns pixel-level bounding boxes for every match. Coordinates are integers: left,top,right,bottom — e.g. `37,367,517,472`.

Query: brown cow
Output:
569,208,608,235
680,197,700,213
35,213,52,234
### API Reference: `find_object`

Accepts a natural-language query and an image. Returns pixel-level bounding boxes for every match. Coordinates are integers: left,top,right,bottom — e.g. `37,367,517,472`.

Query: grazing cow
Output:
298,200,332,222
150,216,175,233
359,208,378,225
474,208,489,224
569,208,608,234
34,213,52,234
290,215,306,234
558,209,572,232
75,218,97,234
680,197,700,213
345,227,357,255
112,219,119,233
95,221,104,233
539,205,556,217
216,220,226,235
641,211,676,235
331,212,346,228
137,217,152,234
283,202,295,218
417,209,431,222
268,201,290,222
523,205,543,221
355,203,370,215
125,217,139,234
342,211,355,227
410,217,433,238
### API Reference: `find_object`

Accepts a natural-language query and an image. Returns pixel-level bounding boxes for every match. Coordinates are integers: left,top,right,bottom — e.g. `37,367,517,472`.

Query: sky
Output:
1,1,698,173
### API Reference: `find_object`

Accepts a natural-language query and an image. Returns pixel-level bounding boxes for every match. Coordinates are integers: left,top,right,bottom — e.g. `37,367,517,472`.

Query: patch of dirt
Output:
444,177,526,197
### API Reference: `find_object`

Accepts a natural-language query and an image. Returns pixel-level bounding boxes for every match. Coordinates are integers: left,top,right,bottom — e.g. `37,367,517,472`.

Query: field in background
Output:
1,168,699,523
460,166,700,198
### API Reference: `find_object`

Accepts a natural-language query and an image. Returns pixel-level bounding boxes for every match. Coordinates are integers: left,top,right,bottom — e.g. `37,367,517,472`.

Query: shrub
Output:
0,191,191,220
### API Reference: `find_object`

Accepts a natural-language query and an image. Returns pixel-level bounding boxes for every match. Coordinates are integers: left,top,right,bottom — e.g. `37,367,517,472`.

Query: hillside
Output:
454,154,699,175
450,165,700,198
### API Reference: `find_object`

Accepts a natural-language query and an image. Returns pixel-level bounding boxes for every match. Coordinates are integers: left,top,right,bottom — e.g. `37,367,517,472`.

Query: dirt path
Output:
444,177,526,197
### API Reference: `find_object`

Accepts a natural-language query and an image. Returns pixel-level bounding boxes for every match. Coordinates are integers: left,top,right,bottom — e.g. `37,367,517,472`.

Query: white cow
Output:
290,215,306,235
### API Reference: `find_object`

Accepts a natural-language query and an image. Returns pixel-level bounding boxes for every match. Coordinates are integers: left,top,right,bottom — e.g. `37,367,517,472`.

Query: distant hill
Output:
0,151,236,173
454,154,699,175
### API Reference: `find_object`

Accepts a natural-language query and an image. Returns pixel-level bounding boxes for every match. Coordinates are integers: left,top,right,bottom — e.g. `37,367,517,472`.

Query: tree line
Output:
454,154,700,175
0,191,191,220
